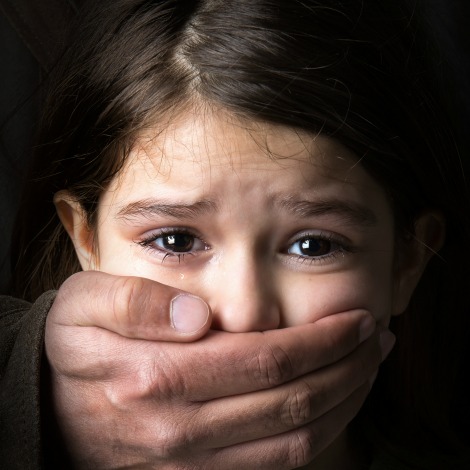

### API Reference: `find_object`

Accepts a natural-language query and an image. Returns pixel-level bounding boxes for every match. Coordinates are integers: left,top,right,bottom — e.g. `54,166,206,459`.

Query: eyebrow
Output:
276,196,378,227
116,198,218,221
116,195,378,227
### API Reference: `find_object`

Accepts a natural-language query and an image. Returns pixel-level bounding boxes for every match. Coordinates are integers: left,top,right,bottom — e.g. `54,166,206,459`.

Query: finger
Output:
198,382,371,470
130,379,372,469
50,271,211,341
167,329,389,448
143,309,379,400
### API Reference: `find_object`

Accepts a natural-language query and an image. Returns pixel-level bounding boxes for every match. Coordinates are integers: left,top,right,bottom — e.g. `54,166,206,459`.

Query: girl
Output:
10,0,470,468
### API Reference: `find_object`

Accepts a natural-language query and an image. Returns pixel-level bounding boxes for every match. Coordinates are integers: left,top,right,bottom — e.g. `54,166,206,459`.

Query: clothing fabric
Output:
0,292,56,469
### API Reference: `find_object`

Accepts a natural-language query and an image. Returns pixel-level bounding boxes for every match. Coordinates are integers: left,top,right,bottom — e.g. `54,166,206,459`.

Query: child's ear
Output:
392,210,445,316
54,191,97,270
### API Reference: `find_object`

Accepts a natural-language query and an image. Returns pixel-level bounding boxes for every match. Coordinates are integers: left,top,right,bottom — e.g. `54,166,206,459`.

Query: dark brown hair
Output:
10,0,470,463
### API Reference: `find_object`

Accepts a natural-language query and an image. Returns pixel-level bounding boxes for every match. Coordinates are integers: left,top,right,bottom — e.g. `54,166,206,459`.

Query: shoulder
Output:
0,291,57,469
0,292,56,354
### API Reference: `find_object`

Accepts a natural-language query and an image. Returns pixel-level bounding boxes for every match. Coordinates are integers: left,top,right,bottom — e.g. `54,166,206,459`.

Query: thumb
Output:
51,271,211,342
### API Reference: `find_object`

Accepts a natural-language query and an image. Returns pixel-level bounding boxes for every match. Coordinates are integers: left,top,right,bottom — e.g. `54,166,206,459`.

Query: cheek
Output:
93,226,146,276
281,260,395,327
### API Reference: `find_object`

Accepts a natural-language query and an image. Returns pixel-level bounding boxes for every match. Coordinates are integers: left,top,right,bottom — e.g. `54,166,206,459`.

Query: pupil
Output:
301,238,330,256
164,234,194,252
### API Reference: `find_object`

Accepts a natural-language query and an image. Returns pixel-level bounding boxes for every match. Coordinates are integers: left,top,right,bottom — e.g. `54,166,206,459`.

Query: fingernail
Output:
171,294,209,334
359,314,376,343
380,329,396,360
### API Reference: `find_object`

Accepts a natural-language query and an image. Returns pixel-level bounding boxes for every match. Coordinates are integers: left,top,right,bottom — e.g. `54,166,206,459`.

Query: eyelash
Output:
136,228,353,266
137,228,209,264
283,231,353,266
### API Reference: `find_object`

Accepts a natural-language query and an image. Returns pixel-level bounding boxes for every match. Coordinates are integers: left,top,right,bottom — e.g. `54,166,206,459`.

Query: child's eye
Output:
154,233,205,253
137,229,209,262
285,233,350,264
288,237,334,257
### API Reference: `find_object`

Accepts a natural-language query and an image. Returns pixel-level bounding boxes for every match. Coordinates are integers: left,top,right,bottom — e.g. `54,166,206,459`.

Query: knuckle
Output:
54,272,85,309
287,427,317,468
252,342,294,388
141,355,187,400
154,410,206,459
60,270,85,290
280,381,314,427
158,422,191,457
112,276,147,332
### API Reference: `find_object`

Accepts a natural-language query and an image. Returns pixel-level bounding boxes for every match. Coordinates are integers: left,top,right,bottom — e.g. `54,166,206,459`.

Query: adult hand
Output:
44,271,394,470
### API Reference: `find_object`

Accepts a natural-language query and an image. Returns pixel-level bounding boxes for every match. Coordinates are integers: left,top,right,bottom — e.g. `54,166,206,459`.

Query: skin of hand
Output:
44,271,394,470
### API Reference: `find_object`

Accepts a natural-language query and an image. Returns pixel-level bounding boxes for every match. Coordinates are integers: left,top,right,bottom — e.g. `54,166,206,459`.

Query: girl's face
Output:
62,110,421,331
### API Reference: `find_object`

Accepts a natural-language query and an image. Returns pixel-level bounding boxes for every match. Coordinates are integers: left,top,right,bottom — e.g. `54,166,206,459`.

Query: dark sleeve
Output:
0,292,56,470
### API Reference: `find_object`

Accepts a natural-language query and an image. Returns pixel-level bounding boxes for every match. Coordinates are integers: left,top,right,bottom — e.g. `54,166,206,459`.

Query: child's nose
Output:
206,252,281,332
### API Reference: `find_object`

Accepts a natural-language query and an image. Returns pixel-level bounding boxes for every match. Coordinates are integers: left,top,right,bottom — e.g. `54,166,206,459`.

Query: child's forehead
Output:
100,109,392,230
126,109,360,180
